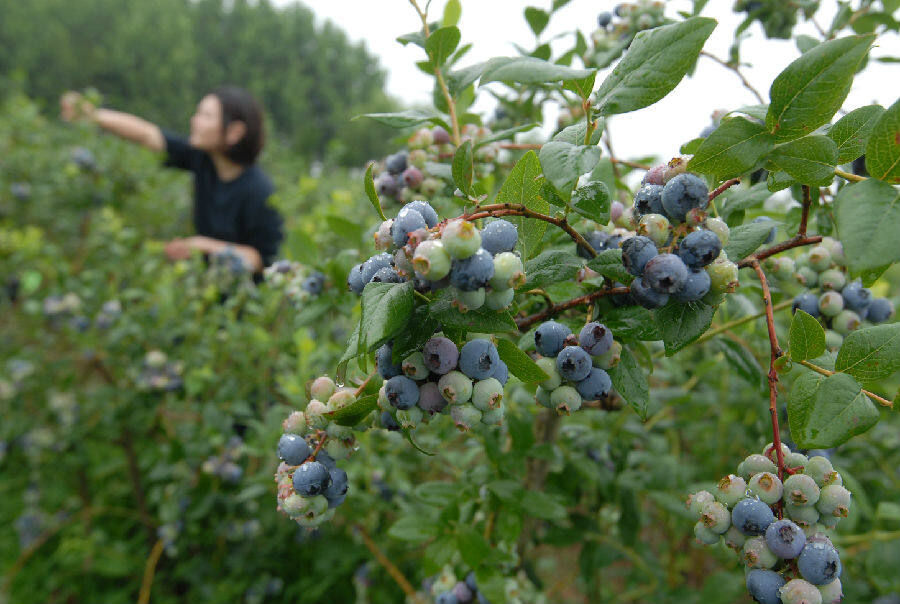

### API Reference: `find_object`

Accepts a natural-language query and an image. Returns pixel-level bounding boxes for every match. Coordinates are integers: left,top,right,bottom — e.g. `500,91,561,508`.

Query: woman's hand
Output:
164,238,195,260
60,92,95,123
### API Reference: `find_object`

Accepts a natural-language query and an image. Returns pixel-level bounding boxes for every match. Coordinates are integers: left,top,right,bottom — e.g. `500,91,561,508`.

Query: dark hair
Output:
211,85,265,166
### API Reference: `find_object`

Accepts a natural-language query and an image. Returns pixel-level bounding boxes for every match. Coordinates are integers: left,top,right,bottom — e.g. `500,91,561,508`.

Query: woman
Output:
60,86,283,273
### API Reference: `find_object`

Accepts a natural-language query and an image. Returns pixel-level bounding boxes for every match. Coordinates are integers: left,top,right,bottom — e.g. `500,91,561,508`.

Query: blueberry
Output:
375,173,401,198
550,385,582,413
489,252,525,289
534,320,572,357
792,293,820,317
472,378,504,411
687,490,715,516
380,410,400,431
454,287,486,312
450,249,495,291
643,253,689,294
700,501,732,534
577,230,609,258
597,10,612,27
376,342,402,379
402,352,430,380
633,184,665,216
575,367,612,400
661,173,709,222
841,280,872,312
392,208,428,248
443,219,482,259
716,474,749,509
621,235,658,276
637,213,670,246
465,572,478,592
748,472,783,505
694,520,721,544
866,298,894,323
579,322,613,355
732,498,776,536
779,578,822,604
361,253,393,284
816,484,851,518
302,272,325,295
832,310,861,335
450,403,483,430
458,339,500,380
423,337,460,374
371,266,404,283
673,269,711,302
603,234,623,251
436,590,459,604
438,371,473,404
402,200,438,228
492,360,509,385
413,240,451,280
556,346,592,381
323,467,349,501
798,542,841,585
402,166,424,189
630,277,670,309
819,578,843,604
744,536,779,569
347,264,365,294
432,126,451,145
278,434,311,465
384,375,419,410
537,357,562,389
481,219,518,255
385,152,408,175
417,381,448,415
452,581,474,603
678,230,722,268
746,569,786,604
765,519,806,559
642,164,666,186
753,216,777,244
784,474,820,506
292,460,332,497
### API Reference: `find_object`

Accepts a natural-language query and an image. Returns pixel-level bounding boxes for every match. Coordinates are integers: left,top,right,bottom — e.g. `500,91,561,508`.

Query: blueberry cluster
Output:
586,1,666,66
617,167,738,308
531,320,618,413
778,239,895,347
135,349,184,392
264,259,327,304
373,125,499,204
430,571,492,604
349,199,524,313
10,181,32,201
734,0,801,39
201,436,245,484
689,445,850,604
377,336,508,432
69,146,97,171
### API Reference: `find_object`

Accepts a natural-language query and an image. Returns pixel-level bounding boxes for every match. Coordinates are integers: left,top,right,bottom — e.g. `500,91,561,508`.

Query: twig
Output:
798,360,894,408
834,168,866,183
516,287,631,331
700,51,765,104
525,288,554,309
709,178,741,202
356,524,424,603
694,299,794,346
738,235,823,268
409,0,460,145
354,373,376,397
137,539,165,604
799,185,812,238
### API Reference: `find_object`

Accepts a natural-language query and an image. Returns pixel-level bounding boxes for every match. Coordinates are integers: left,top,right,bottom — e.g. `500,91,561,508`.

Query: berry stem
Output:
707,178,741,203
137,539,165,604
515,286,631,331
750,259,787,502
461,203,598,257
307,431,329,462
737,234,823,268
699,51,765,104
834,168,866,183
798,360,894,408
799,185,812,238
353,373,377,397
355,523,425,603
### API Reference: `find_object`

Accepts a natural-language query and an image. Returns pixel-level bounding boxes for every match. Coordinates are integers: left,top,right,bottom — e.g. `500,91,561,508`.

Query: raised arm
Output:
60,92,165,152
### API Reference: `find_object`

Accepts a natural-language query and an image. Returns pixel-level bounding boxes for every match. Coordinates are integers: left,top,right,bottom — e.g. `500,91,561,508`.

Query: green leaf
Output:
363,163,386,221
392,305,442,362
424,535,456,576
446,61,487,95
769,135,839,186
452,140,474,197
525,249,585,289
608,347,649,420
326,393,378,426
425,26,461,67
552,120,603,146
358,282,415,354
496,151,547,259
496,339,549,383
480,56,594,85
720,182,771,221
562,73,598,100
429,297,517,333
789,372,879,448
687,117,775,180
835,324,900,383
865,97,900,183
387,514,440,543
442,0,461,27
404,430,436,456
456,525,492,569
653,300,717,356
766,34,875,142
539,141,602,198
520,491,568,521
587,249,632,283
828,104,885,163
789,310,826,362
474,123,541,149
594,17,717,115
724,220,782,261
716,339,764,387
524,7,550,36
571,181,611,222
357,109,448,130
604,305,660,341
834,178,900,273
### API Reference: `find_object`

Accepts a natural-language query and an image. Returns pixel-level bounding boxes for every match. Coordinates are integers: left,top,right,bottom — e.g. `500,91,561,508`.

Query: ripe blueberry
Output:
841,280,872,312
798,542,841,585
417,381,447,415
385,152,408,175
732,498,776,536
673,269,711,303
376,342,402,379
575,367,612,400
792,293,820,317
278,434,311,465
450,249,495,291
556,346,593,381
392,208,428,248
384,375,419,410
534,320,571,357
866,298,894,323
746,569,785,604
480,219,518,255
292,461,332,497
765,519,806,559
633,185,665,216
630,277,670,309
643,253,689,294
579,322,613,356
621,235,658,276
678,230,722,268
458,339,500,380
402,200,438,228
423,337,460,374
661,173,709,222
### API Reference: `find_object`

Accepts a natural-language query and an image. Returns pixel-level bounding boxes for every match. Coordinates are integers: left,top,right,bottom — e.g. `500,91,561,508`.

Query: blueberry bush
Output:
3,1,900,603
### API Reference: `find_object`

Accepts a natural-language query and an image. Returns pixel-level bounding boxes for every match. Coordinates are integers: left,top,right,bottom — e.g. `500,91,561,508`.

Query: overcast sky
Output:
283,1,898,159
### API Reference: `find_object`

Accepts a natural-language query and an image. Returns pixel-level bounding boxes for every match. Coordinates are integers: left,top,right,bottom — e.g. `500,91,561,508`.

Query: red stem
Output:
516,287,631,331
708,178,741,202
799,185,812,238
738,235,823,268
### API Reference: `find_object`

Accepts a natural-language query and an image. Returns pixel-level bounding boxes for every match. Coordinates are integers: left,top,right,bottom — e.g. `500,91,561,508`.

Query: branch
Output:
708,178,741,202
137,539,165,604
799,185,812,238
798,360,894,408
834,168,866,183
516,287,631,331
738,235,823,268
409,0,460,145
750,260,787,497
355,524,424,603
700,51,765,104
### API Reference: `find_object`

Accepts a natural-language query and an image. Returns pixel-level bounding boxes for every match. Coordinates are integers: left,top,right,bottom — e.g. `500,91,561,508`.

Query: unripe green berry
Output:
818,291,843,317
824,330,843,351
706,257,739,294
413,240,451,280
402,352,430,380
438,370,473,404
818,269,846,291
283,411,308,435
296,505,335,528
818,578,843,604
551,385,582,414
484,287,515,311
311,376,336,401
481,400,505,425
740,454,777,480
694,520,720,545
408,147,429,167
374,220,395,251
704,217,730,245
442,219,481,259
377,385,390,412
807,245,832,271
715,474,748,508
795,266,819,287
535,386,553,408
593,340,622,369
763,442,791,463
816,484,851,518
536,357,562,390
748,472,783,505
637,213,670,246
785,502,820,528
700,500,731,534
305,399,329,429
832,309,861,335
804,455,834,487
420,177,442,197
784,474,821,506
450,403,483,431
820,514,841,529
471,378,504,411
397,406,424,429
327,389,356,412
687,490,715,516
489,252,525,289
766,256,796,280
779,578,823,604
743,536,778,569
787,452,809,469
822,237,845,266
452,287,485,312
724,525,746,550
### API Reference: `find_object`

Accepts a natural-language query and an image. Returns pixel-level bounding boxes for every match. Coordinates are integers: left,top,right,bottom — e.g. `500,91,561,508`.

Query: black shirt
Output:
162,130,283,267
